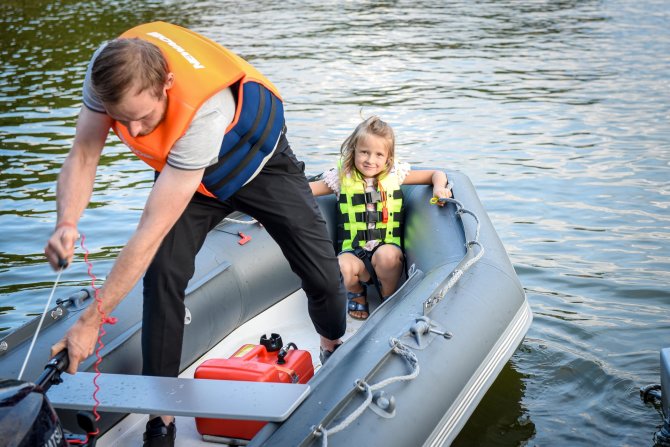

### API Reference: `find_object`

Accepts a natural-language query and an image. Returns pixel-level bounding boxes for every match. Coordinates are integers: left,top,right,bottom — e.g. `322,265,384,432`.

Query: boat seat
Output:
46,372,310,421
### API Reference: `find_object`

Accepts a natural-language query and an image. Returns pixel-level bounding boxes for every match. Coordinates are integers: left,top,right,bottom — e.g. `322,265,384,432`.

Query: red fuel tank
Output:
194,334,314,441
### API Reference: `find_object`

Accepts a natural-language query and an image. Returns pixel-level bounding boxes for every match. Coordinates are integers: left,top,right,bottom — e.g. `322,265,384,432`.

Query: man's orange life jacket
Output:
112,21,285,200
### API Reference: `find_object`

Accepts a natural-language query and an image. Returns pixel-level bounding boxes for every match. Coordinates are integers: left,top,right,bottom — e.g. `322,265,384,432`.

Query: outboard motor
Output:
0,378,66,446
0,351,97,447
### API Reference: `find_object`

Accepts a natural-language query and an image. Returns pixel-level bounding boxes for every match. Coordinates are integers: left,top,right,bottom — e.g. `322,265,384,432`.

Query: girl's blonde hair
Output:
340,116,395,180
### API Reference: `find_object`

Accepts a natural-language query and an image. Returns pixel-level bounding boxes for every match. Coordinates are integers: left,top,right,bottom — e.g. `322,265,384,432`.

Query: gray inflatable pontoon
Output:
0,171,532,446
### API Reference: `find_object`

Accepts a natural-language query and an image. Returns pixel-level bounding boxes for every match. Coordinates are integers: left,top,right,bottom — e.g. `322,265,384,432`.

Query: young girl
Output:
310,116,451,320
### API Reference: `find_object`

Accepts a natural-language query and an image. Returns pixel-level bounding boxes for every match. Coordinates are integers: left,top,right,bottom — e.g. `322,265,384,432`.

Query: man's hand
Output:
44,224,79,270
51,309,102,374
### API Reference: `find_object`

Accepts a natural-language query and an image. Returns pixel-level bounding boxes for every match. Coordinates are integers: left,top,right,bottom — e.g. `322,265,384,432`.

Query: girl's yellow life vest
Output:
337,166,404,252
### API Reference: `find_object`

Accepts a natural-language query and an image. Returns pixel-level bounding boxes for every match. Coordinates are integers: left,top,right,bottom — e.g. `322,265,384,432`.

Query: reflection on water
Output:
1,0,669,445
453,363,535,446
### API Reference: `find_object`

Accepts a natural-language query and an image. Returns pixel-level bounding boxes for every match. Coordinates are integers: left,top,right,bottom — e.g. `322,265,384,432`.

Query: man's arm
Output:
51,164,204,373
45,107,112,269
96,164,203,316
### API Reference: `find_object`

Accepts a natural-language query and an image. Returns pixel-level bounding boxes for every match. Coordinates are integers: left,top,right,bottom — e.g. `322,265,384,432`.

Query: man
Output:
44,22,345,446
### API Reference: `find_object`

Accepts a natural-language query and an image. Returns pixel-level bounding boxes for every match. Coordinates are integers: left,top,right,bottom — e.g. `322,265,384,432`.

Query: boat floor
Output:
98,289,366,447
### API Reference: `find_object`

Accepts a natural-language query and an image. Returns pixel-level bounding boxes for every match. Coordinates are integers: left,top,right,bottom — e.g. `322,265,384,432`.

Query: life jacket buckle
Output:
366,190,382,203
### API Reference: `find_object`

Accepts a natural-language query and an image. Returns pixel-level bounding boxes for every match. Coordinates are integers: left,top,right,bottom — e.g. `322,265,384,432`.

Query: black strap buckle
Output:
366,190,383,203
357,211,379,223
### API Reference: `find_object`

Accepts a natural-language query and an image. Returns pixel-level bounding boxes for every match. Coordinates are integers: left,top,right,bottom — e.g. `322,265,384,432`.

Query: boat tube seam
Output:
184,260,232,295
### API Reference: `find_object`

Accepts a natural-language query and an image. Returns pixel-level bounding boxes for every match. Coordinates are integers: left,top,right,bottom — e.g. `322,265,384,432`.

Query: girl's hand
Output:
432,183,453,206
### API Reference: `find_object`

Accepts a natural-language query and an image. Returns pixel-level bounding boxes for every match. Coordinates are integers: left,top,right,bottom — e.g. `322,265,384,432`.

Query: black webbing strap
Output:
350,190,383,206
204,83,266,178
356,227,401,241
208,94,279,192
337,211,384,224
352,246,383,299
356,210,383,223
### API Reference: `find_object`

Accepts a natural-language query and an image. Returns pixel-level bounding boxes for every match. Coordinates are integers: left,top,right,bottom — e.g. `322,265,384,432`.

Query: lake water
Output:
1,1,669,445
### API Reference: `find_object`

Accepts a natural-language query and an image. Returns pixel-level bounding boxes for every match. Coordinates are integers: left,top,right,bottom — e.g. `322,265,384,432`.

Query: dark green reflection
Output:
453,361,535,446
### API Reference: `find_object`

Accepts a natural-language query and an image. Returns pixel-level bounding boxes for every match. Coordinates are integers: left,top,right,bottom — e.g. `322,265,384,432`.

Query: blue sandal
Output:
347,289,369,320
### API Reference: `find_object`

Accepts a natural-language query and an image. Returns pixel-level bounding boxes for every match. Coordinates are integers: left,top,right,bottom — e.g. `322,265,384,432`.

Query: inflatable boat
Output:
0,171,532,446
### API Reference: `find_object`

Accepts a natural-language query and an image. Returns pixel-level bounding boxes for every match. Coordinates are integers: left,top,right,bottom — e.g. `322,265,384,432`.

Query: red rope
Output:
68,234,118,445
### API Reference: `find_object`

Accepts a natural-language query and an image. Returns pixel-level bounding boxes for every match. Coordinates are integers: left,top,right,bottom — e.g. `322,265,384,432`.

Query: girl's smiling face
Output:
354,134,390,178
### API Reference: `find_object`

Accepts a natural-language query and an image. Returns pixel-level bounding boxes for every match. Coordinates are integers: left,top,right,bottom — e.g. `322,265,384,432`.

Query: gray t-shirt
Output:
82,44,236,170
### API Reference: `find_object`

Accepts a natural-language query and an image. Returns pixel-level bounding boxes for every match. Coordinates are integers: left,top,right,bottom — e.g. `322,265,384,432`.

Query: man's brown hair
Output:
91,38,169,106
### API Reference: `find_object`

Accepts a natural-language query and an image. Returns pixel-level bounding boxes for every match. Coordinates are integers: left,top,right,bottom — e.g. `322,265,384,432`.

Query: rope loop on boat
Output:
370,338,420,390
316,381,373,446
314,339,420,446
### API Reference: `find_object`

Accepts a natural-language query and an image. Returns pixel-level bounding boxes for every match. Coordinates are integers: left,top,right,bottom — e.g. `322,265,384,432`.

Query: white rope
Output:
423,197,485,312
315,338,420,446
222,216,258,225
18,268,63,380
435,241,485,302
369,339,420,391
316,382,373,446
